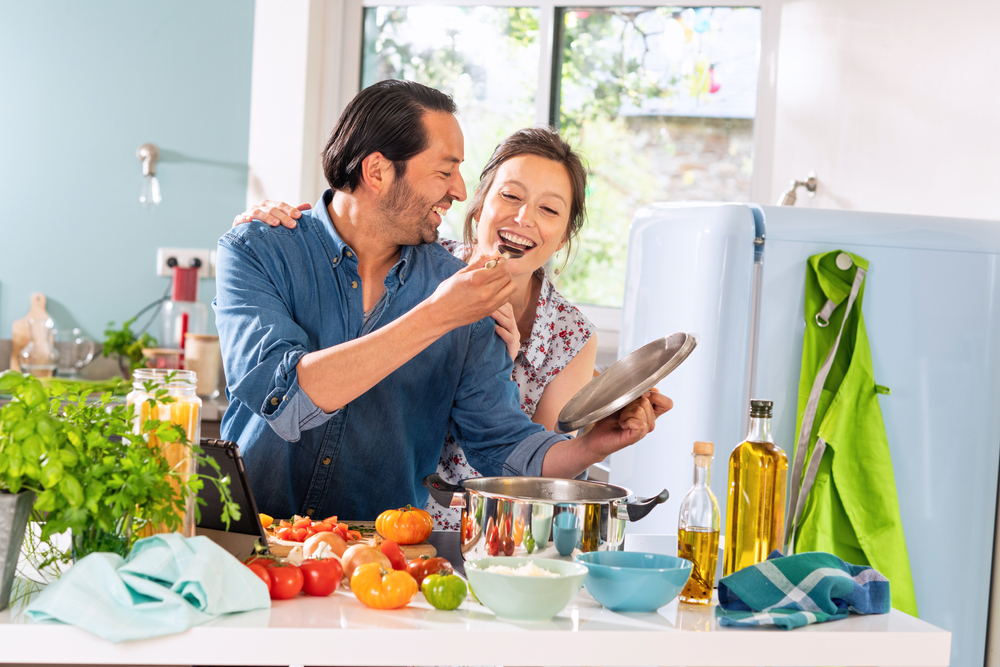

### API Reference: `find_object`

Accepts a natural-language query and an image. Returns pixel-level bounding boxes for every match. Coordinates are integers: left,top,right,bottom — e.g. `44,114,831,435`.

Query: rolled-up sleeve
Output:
450,318,570,477
214,233,337,442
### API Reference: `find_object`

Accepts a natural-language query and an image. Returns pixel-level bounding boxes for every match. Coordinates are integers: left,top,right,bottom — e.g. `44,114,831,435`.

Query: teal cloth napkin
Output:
26,533,270,642
716,551,891,629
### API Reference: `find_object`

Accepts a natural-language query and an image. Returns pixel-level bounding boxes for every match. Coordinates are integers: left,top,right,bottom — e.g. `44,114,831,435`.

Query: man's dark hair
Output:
322,80,457,192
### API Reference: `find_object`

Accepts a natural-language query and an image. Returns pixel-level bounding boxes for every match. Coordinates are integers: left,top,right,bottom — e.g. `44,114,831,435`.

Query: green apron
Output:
786,250,918,617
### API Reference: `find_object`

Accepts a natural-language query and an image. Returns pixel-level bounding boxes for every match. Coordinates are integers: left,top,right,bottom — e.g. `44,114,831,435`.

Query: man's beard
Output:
379,173,440,246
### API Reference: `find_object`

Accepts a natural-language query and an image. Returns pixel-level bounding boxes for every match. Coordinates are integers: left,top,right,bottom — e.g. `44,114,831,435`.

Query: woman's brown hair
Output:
463,127,587,263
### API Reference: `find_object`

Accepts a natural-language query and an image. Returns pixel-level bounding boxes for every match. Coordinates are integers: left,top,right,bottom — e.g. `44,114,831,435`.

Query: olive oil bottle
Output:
723,400,788,577
677,441,720,604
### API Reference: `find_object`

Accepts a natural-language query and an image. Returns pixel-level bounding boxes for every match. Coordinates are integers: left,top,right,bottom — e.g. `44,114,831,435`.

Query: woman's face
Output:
474,154,573,278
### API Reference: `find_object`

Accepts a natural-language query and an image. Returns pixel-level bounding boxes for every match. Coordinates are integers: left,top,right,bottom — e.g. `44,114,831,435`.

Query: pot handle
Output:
624,488,670,522
422,473,466,509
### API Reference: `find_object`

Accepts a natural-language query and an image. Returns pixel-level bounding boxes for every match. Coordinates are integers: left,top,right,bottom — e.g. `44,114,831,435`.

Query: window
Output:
360,3,762,307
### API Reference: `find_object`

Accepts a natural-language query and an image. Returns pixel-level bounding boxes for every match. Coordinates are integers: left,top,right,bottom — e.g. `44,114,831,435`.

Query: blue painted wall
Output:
0,1,255,341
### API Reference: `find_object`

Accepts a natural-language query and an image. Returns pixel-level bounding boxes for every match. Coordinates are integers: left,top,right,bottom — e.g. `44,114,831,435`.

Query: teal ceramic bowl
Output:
466,557,588,621
574,551,693,612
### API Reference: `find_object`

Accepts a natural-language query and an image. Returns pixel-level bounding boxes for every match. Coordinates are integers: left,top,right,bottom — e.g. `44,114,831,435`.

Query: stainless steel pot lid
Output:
556,332,698,433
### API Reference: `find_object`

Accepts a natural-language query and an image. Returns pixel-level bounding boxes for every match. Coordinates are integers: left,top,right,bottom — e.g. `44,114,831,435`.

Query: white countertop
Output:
0,581,951,667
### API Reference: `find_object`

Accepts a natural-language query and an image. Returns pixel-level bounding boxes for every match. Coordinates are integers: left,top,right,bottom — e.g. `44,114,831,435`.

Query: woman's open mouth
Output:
498,230,536,253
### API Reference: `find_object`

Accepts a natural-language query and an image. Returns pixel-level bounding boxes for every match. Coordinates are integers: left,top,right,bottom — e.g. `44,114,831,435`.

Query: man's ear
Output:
360,152,392,195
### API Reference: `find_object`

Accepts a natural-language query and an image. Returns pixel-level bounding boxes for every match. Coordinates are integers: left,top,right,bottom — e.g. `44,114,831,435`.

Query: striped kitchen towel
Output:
716,551,891,629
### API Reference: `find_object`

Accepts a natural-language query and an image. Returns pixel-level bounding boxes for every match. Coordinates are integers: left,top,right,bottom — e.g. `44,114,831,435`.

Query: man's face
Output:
377,111,466,245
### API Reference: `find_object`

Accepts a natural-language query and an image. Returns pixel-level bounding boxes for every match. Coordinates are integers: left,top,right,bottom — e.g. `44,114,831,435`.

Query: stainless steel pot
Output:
424,474,668,561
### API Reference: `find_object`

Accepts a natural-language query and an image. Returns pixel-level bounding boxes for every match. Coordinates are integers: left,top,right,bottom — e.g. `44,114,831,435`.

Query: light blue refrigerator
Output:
609,203,1000,667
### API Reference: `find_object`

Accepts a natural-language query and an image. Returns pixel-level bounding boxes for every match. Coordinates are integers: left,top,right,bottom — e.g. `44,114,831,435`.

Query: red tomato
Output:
293,518,312,530
278,519,291,529
292,528,308,542
300,559,343,596
268,563,304,599
379,540,408,570
246,562,272,594
314,521,333,533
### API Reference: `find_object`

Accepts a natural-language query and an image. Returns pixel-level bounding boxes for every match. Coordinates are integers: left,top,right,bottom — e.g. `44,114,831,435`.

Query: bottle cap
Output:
693,440,713,455
750,399,773,418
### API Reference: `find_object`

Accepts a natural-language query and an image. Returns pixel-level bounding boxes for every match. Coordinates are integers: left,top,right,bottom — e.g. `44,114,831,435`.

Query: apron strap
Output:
785,265,867,553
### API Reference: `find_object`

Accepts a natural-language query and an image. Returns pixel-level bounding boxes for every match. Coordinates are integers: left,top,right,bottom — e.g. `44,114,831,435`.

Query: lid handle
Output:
622,488,670,522
422,473,466,509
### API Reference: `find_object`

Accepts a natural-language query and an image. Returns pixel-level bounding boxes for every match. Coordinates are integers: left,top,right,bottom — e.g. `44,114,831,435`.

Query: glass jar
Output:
126,368,202,538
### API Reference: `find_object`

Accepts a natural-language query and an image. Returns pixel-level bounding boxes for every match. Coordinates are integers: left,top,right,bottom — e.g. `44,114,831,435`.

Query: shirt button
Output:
306,509,315,517
270,397,279,405
333,257,338,264
346,250,354,258
322,457,331,465
351,281,358,289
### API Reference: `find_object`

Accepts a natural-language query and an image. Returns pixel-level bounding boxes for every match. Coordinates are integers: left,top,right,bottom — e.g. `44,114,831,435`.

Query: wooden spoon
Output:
485,243,525,269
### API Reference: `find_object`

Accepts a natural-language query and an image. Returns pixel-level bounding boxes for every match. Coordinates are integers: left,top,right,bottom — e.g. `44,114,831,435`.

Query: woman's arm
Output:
530,336,598,431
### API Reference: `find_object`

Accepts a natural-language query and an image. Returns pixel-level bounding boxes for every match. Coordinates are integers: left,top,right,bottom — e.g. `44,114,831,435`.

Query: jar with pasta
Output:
126,368,201,538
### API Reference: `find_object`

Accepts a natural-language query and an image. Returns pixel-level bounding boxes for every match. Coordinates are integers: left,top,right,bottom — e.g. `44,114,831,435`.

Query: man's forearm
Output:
296,300,451,412
539,434,602,479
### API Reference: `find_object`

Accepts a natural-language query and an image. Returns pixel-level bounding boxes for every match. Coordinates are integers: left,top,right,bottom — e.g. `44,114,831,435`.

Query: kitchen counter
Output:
0,533,951,667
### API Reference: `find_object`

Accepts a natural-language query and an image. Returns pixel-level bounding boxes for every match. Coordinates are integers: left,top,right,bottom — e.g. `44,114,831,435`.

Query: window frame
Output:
247,0,780,358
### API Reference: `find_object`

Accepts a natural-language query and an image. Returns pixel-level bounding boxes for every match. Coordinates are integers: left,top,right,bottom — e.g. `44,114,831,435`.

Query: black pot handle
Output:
625,488,670,522
423,473,465,508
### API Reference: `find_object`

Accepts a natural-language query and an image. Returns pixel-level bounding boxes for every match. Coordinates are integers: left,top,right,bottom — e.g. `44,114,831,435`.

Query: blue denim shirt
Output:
214,191,568,520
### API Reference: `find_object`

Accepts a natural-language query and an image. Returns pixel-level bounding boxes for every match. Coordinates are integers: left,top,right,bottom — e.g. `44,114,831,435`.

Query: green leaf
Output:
60,474,85,507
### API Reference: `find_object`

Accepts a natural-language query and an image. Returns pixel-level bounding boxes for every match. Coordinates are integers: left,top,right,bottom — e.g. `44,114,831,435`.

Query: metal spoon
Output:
485,243,525,269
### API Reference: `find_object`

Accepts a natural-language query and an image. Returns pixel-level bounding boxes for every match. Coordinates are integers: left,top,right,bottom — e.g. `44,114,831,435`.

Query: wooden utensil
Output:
485,243,525,269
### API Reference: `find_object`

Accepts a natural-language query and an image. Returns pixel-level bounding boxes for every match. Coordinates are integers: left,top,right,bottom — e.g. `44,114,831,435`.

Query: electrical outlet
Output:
156,248,213,279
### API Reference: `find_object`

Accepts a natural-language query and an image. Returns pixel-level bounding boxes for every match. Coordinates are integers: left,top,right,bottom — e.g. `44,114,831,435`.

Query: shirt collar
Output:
314,189,413,285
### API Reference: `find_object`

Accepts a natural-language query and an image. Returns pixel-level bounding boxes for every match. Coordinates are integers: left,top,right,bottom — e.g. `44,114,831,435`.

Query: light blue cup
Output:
574,551,693,612
552,510,582,556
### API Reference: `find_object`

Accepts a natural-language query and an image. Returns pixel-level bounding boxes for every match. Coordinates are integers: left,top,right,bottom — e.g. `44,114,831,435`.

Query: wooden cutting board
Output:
10,293,49,372
266,521,436,560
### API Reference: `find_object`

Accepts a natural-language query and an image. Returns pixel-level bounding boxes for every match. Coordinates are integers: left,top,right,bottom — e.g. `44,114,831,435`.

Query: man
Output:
215,80,671,520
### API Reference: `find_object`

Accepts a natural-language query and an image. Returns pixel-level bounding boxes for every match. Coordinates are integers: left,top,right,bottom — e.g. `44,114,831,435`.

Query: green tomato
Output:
524,534,536,554
422,573,467,611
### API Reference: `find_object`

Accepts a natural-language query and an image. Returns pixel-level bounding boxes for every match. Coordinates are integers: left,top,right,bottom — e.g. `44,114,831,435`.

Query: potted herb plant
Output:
0,370,238,609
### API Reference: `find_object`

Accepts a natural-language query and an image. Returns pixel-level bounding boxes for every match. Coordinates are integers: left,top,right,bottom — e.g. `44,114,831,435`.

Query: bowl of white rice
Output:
465,557,588,621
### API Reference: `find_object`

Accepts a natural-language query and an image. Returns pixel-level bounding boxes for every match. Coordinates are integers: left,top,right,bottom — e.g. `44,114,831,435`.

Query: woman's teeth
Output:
499,230,535,250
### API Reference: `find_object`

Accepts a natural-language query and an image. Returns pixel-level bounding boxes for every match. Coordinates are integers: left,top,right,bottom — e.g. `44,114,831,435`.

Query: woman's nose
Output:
515,204,533,226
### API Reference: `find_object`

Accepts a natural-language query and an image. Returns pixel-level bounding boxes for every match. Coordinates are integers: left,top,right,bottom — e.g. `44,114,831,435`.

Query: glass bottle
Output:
126,368,202,538
723,399,788,577
677,441,721,604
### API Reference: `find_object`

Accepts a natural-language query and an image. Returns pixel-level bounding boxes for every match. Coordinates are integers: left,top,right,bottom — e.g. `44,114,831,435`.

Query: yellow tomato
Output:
259,513,273,529
351,562,418,609
376,505,433,545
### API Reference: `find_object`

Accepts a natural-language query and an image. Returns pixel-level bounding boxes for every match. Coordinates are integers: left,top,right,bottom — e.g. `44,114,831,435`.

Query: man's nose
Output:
450,172,467,202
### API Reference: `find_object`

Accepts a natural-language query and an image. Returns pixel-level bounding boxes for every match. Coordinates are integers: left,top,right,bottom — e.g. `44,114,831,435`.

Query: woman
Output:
237,127,598,530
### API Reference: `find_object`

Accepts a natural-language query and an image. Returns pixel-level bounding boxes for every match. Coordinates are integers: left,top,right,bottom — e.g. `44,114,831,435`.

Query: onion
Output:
303,531,348,559
341,544,391,581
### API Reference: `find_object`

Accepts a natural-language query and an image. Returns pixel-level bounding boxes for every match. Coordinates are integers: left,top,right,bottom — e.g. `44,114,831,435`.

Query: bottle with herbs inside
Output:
723,399,788,577
677,440,720,605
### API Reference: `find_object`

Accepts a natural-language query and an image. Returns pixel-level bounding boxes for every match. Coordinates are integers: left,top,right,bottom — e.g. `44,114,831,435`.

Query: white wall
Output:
768,0,1000,220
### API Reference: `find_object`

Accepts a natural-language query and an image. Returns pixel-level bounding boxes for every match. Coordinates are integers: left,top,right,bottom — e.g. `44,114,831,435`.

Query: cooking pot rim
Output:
457,476,633,503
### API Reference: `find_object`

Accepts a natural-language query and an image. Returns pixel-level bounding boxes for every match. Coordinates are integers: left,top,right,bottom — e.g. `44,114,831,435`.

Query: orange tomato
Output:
512,518,525,546
375,506,433,545
259,513,274,529
350,562,418,609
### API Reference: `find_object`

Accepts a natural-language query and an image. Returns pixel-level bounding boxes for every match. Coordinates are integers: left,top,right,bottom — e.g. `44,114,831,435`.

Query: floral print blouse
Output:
424,240,596,530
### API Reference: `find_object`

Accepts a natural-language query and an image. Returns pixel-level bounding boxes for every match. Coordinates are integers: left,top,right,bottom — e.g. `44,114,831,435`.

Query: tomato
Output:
323,515,339,524
292,528,308,542
501,534,514,557
300,559,343,597
268,563,304,600
512,518,524,546
334,523,349,540
245,562,272,594
406,555,453,589
293,517,312,530
276,527,294,541
351,563,418,609
379,539,408,570
259,513,274,529
485,518,499,557
245,555,281,569
422,573,467,610
376,506,433,545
